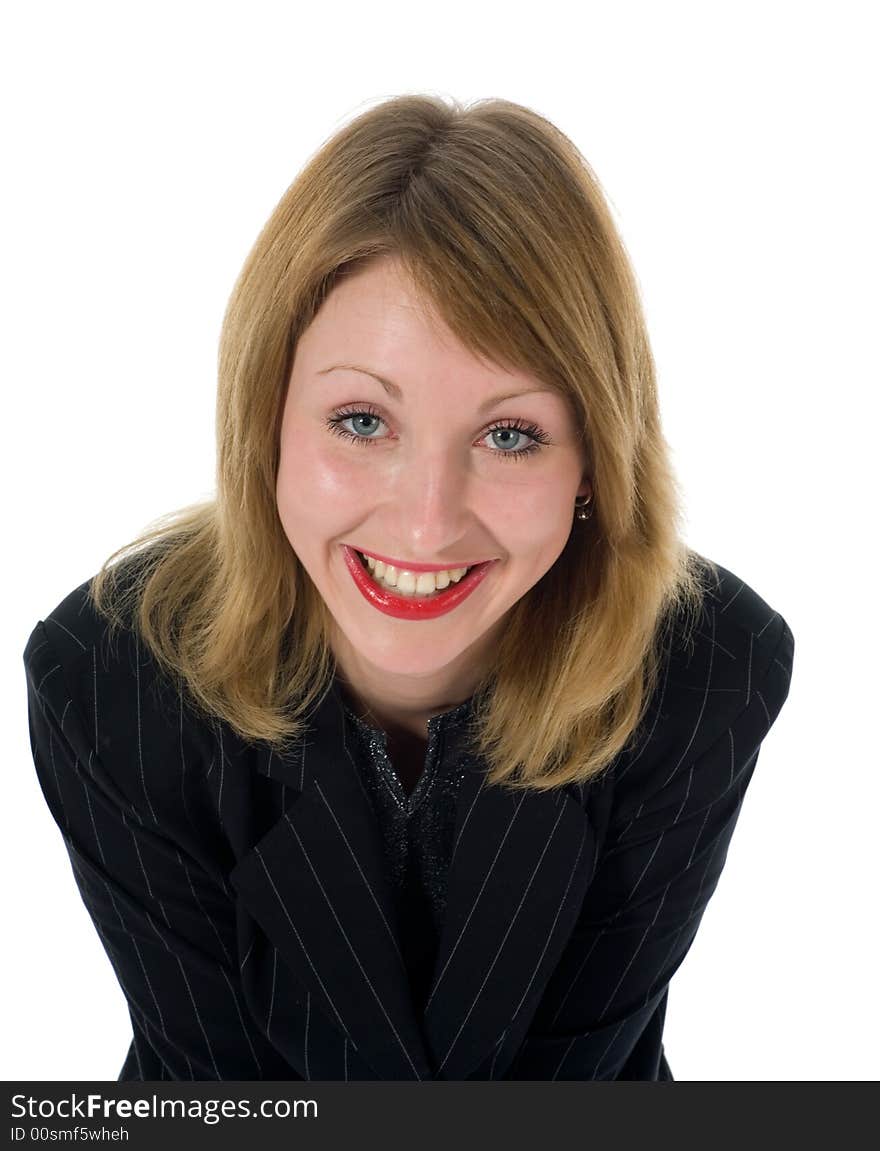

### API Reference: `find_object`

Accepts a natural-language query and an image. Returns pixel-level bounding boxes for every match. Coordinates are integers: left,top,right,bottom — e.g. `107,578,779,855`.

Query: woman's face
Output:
276,255,591,689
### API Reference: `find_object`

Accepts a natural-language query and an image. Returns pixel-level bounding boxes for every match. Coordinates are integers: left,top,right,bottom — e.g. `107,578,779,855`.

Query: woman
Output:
23,94,794,1081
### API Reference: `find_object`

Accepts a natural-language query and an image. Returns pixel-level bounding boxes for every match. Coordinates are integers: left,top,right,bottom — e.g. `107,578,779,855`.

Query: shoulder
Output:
23,566,221,838
606,554,795,819
23,573,110,721
24,563,158,712
662,552,791,732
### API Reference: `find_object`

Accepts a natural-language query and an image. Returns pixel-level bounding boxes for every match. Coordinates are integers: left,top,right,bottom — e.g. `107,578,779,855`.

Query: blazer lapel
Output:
229,680,433,1081
421,762,598,1080
230,677,599,1081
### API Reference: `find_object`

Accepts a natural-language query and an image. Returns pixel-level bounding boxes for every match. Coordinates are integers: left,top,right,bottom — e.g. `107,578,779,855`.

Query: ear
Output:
576,476,593,500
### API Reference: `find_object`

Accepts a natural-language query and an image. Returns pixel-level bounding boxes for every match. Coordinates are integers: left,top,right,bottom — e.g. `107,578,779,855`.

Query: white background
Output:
3,0,876,1081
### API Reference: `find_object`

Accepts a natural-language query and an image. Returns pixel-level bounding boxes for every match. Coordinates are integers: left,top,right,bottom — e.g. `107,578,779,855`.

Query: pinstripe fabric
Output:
23,557,794,1080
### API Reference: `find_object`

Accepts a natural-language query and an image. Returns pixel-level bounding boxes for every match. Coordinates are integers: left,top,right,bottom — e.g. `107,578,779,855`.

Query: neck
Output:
330,631,494,741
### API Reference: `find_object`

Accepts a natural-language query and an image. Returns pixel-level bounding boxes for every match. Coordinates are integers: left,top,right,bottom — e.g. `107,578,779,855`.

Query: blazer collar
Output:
229,677,598,1080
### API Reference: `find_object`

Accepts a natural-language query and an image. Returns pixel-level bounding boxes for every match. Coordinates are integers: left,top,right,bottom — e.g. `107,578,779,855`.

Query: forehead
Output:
294,256,548,396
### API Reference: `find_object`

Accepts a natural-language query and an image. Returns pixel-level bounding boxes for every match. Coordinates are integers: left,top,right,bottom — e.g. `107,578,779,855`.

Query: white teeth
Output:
359,553,472,597
397,571,417,594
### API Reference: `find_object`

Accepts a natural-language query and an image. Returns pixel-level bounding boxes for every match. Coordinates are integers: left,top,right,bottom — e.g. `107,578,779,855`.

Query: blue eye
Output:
480,419,549,459
325,407,550,460
339,412,384,438
486,425,537,454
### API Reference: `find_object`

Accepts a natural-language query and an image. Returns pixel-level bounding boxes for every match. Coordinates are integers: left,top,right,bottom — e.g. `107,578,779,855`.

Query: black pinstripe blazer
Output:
22,558,794,1081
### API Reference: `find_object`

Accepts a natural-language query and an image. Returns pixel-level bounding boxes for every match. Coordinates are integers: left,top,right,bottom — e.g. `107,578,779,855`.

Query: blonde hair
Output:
90,93,717,793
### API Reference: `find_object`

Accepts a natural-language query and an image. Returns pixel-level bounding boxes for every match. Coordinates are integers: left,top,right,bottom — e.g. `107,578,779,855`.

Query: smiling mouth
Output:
354,549,474,598
342,545,496,620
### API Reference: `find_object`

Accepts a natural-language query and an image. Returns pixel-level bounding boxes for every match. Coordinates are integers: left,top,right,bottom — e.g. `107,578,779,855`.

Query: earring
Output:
574,494,593,521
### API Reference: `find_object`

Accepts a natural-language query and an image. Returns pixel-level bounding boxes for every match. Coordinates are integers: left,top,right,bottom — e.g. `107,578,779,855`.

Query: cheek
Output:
483,475,576,556
277,428,376,513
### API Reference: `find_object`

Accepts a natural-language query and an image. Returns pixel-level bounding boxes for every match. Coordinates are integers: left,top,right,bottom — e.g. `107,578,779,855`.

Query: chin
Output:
335,612,491,675
349,635,468,678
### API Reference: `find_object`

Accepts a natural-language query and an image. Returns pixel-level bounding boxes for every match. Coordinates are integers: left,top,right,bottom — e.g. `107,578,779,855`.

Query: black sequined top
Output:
340,694,475,1015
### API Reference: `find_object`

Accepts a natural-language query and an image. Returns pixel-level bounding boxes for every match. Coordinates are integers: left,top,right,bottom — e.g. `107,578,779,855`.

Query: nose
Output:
382,441,476,560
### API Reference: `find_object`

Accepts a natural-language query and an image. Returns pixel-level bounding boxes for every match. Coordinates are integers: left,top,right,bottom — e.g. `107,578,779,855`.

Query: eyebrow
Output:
317,363,557,413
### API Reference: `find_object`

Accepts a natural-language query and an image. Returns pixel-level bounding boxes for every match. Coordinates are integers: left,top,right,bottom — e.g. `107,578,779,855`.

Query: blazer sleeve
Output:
506,614,795,1080
23,621,290,1081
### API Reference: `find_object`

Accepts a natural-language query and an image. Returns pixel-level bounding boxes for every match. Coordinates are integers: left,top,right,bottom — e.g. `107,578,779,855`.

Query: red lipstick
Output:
355,547,488,573
341,545,496,621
